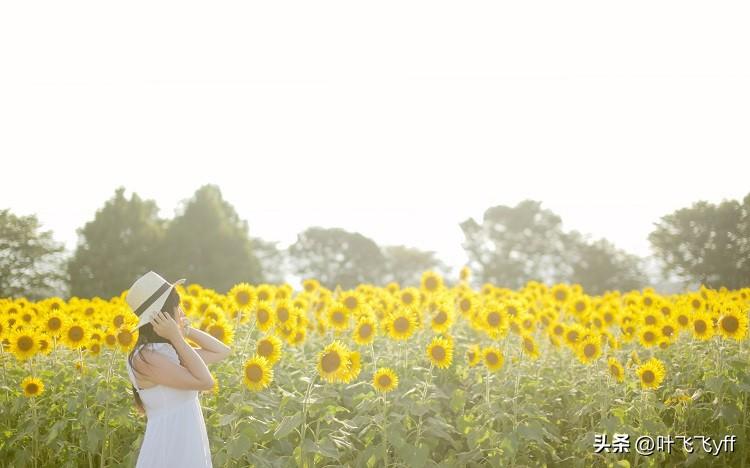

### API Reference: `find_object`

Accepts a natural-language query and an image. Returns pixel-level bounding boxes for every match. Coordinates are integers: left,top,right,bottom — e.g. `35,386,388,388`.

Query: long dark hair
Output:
128,287,181,416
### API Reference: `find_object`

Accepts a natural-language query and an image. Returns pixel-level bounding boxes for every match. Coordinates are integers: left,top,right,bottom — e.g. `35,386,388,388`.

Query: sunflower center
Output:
258,309,270,323
662,326,674,337
117,330,133,346
114,315,124,327
278,308,289,322
49,317,62,330
467,351,476,361
69,326,84,342
26,383,39,394
610,365,620,377
575,301,585,312
692,299,701,309
642,370,655,384
487,312,500,327
694,320,707,333
393,317,409,333
258,341,274,357
425,277,438,291
431,345,446,361
105,335,116,345
22,313,32,323
460,299,471,312
332,311,345,324
258,291,269,301
554,325,564,336
524,339,534,353
236,291,250,305
246,364,262,382
644,331,655,343
321,351,341,373
486,352,499,365
678,315,689,326
209,325,224,340
18,336,33,351
584,344,596,358
555,290,567,301
359,323,373,338
645,316,656,325
604,313,613,323
567,331,578,343
434,311,447,325
344,297,358,309
644,297,653,306
402,293,414,305
661,307,670,316
378,374,392,387
722,316,739,333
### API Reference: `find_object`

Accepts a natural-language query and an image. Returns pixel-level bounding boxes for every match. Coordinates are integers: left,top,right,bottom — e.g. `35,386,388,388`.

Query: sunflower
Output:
521,335,540,360
205,319,235,345
576,335,601,365
339,291,362,314
274,301,298,328
9,330,38,361
255,303,275,332
691,311,714,341
482,346,504,372
340,351,362,383
636,357,666,390
465,344,481,367
459,266,471,282
481,303,509,339
387,308,417,341
21,376,45,397
353,318,376,346
430,304,454,334
637,325,661,348
564,324,584,348
228,283,257,313
373,368,398,393
550,284,571,306
327,303,351,331
243,355,273,391
302,279,320,293
398,288,420,308
456,294,477,317
317,341,350,383
420,271,443,294
607,357,625,383
426,336,454,369
717,306,748,341
115,326,137,352
256,335,282,365
255,285,274,304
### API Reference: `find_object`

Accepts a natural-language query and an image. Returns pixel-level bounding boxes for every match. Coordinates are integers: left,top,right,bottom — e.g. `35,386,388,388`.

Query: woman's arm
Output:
186,326,232,364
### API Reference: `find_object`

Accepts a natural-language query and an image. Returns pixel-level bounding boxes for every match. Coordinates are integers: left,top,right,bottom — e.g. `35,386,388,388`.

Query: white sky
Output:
1,1,749,275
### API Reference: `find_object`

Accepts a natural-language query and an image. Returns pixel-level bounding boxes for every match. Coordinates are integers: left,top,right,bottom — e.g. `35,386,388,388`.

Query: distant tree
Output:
381,245,447,286
460,200,571,288
0,209,66,299
287,227,385,289
160,185,262,292
68,188,165,298
564,231,647,294
251,237,286,284
649,194,750,289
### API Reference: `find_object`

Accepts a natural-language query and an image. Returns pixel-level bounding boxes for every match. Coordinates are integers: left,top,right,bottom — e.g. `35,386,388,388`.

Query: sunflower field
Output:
1,269,750,467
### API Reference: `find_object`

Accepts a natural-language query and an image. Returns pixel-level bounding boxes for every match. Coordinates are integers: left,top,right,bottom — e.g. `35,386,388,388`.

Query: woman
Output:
124,271,231,468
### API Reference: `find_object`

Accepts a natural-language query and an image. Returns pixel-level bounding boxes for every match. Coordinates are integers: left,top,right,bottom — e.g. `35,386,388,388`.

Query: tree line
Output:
1,185,748,299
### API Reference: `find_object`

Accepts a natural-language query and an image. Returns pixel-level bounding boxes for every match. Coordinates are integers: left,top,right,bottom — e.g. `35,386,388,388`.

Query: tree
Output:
159,185,262,292
0,209,66,299
251,237,287,284
649,194,750,289
564,231,646,294
381,245,447,286
460,200,571,288
68,188,166,298
287,227,385,289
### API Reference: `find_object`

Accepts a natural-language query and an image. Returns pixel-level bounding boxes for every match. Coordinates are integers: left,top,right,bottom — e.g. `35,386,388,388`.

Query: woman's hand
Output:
151,311,183,343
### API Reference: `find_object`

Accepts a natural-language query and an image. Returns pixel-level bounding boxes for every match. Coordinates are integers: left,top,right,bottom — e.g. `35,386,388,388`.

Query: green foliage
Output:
649,193,750,289
159,185,262,292
0,209,66,299
288,227,385,289
67,188,165,298
564,232,647,294
381,245,447,287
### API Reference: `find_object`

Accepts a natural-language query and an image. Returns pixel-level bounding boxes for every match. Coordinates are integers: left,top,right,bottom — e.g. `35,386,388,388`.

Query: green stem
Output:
382,393,388,468
99,348,117,468
300,374,316,468
415,364,434,448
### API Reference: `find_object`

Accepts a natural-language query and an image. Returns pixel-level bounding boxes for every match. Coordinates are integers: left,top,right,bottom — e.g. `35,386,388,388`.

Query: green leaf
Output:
395,443,429,468
219,413,237,426
274,413,302,439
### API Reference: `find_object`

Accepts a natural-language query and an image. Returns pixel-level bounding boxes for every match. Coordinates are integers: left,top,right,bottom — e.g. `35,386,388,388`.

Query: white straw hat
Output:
126,271,186,331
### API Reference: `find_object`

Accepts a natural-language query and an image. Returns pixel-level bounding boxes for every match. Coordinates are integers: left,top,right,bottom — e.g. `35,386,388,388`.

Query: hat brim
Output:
131,279,187,332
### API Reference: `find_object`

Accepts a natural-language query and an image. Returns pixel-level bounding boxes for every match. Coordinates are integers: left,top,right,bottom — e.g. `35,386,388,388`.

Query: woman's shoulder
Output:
139,342,179,362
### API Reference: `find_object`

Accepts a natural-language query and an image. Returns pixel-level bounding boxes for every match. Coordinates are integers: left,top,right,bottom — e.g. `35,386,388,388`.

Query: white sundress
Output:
125,342,213,468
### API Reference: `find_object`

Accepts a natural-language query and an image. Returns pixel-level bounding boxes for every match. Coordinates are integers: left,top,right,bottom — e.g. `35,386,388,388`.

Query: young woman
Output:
124,272,231,468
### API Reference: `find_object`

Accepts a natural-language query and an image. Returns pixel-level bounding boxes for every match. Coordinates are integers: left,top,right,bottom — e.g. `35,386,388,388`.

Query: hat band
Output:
134,282,172,316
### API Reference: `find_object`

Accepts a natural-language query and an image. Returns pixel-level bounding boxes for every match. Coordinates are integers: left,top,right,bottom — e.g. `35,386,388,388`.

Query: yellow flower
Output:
607,357,624,383
43,312,67,338
373,368,398,393
430,304,454,335
274,301,298,328
456,293,477,317
339,290,362,314
521,334,540,360
8,330,38,361
636,357,666,390
387,308,417,341
228,283,257,312
255,335,282,365
62,321,89,350
327,303,351,331
397,287,420,308
243,356,273,391
459,266,471,282
480,302,509,339
115,326,137,352
638,325,661,348
482,346,504,372
21,376,44,397
255,303,275,332
691,311,714,341
576,335,602,365
255,284,275,304
302,279,320,293
426,336,454,369
466,344,481,367
340,351,362,383
717,305,748,341
353,318,376,346
317,341,350,383
420,271,443,294
550,284,571,305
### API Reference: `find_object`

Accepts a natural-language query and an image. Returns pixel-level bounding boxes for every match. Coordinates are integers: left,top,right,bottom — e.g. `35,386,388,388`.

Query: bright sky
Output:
1,1,749,275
